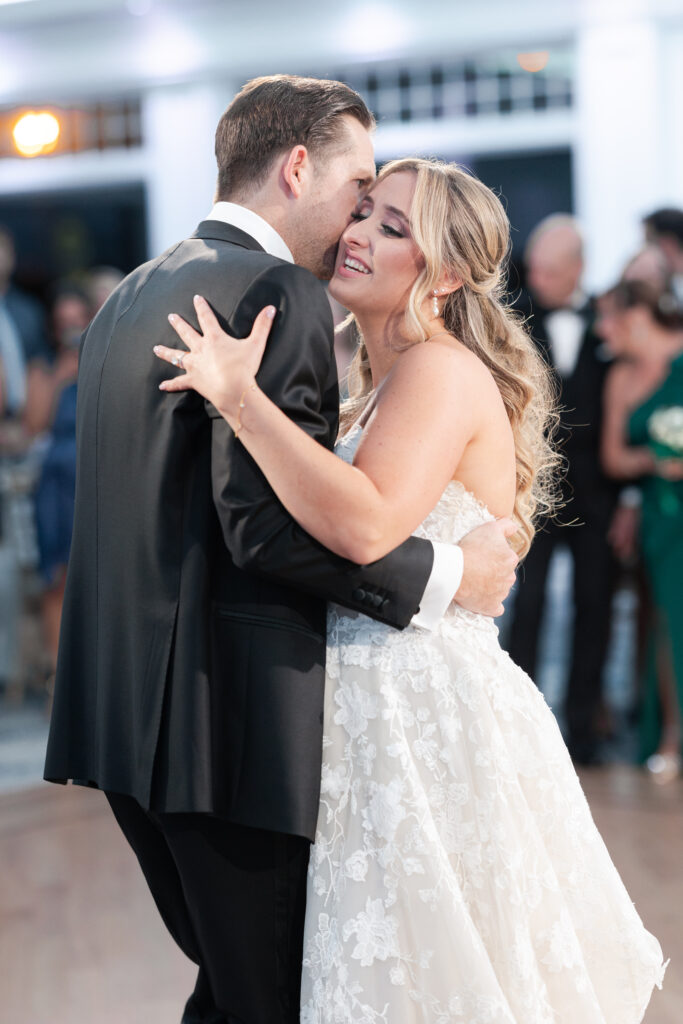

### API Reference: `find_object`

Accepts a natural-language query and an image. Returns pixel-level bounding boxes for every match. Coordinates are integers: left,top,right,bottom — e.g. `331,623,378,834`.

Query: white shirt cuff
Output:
410,541,463,631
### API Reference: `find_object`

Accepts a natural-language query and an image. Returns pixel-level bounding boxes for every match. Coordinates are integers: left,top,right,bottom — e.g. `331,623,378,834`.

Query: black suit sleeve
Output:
208,262,435,630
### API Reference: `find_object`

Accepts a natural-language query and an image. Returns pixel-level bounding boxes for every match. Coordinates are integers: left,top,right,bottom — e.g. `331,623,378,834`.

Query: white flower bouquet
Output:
647,405,683,515
648,406,683,456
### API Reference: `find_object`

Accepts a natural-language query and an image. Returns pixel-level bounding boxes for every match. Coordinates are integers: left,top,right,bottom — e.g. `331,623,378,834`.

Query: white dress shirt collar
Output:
206,202,293,264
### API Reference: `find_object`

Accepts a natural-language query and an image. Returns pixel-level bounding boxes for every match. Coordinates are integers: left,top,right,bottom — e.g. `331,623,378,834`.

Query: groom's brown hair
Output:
214,75,374,202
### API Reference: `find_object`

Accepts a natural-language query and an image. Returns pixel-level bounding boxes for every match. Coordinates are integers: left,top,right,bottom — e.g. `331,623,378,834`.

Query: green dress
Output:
628,353,683,758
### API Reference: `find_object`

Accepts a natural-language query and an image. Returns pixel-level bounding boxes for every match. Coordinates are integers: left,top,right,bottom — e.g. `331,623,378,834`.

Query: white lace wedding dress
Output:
300,424,666,1024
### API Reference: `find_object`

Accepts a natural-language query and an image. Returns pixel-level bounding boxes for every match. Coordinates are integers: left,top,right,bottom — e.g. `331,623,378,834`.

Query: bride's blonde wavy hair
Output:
340,157,561,558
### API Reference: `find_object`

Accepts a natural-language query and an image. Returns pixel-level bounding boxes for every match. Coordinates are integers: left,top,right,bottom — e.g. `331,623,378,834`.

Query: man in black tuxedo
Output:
507,215,619,764
44,76,518,1024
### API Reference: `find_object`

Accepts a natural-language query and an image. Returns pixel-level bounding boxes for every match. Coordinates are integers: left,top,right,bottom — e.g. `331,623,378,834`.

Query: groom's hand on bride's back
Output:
454,518,519,617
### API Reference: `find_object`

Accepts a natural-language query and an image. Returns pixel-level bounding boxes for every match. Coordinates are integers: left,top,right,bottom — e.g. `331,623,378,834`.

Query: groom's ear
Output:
280,144,311,200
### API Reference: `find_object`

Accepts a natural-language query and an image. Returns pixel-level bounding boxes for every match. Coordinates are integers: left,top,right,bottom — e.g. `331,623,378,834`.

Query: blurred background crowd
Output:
0,243,122,700
1,0,683,793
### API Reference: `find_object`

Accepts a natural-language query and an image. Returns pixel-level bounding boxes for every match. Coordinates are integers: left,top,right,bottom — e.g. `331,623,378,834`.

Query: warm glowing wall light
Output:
12,110,60,157
516,51,549,73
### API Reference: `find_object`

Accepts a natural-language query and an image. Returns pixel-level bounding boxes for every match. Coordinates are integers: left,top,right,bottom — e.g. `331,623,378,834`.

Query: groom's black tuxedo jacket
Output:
44,221,434,840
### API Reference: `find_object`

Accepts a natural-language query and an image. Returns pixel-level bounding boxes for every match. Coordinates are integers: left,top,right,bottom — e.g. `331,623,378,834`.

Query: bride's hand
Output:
154,295,276,418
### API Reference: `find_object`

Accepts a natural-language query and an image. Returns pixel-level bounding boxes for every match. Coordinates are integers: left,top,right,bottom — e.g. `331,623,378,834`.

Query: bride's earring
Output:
432,289,440,317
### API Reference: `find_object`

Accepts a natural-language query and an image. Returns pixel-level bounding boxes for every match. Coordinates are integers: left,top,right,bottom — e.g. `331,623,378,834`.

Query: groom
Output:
44,75,518,1023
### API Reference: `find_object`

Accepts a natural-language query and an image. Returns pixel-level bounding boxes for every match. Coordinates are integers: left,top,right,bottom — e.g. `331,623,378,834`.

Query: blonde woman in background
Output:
156,159,665,1023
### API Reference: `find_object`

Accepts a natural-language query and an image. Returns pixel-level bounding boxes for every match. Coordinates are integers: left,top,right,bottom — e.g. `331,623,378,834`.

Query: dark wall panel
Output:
0,183,147,300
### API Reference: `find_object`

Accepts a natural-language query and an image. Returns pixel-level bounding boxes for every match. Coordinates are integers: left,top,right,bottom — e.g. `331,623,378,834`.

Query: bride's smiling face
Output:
329,171,424,322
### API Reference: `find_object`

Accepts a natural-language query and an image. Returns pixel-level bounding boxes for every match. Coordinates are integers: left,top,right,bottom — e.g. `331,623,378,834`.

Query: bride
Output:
155,158,665,1023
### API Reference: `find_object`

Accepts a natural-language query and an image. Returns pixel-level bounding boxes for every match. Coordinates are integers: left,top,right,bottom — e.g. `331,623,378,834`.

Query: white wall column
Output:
574,7,666,290
143,81,235,258
659,26,683,210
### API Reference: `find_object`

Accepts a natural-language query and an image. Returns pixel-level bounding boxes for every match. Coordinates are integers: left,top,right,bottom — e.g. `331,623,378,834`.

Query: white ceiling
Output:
0,0,681,105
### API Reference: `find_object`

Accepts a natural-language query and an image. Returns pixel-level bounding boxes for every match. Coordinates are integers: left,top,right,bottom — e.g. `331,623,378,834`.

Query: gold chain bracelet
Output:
234,382,258,440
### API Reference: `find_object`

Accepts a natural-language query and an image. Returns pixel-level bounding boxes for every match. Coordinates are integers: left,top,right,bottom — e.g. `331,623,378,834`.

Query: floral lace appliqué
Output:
301,425,665,1023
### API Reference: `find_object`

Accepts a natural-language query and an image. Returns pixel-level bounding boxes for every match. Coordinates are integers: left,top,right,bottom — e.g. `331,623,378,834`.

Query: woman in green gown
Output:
602,275,683,780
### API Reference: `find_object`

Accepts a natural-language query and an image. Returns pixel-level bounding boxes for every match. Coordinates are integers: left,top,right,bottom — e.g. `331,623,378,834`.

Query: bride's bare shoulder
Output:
389,333,501,405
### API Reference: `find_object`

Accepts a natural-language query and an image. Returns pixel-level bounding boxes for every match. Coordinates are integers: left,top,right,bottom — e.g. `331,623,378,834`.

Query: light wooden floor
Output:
0,768,680,1024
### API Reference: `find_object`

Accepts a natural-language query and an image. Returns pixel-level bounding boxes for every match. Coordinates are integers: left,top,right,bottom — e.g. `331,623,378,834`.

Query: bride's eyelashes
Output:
348,210,405,238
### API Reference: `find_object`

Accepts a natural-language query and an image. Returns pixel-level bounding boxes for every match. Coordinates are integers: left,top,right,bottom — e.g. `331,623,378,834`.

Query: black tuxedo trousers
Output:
107,791,309,1023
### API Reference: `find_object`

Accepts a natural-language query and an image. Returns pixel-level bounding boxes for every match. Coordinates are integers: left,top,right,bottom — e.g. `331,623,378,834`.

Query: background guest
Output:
0,226,51,693
597,248,669,565
643,207,683,311
506,214,619,764
84,265,124,315
23,272,125,691
0,226,51,420
622,243,670,289
594,281,653,721
601,276,683,782
24,285,89,437
32,285,90,681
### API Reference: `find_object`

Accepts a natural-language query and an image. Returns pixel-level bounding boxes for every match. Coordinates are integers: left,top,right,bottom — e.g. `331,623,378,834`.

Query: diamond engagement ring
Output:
172,353,185,369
